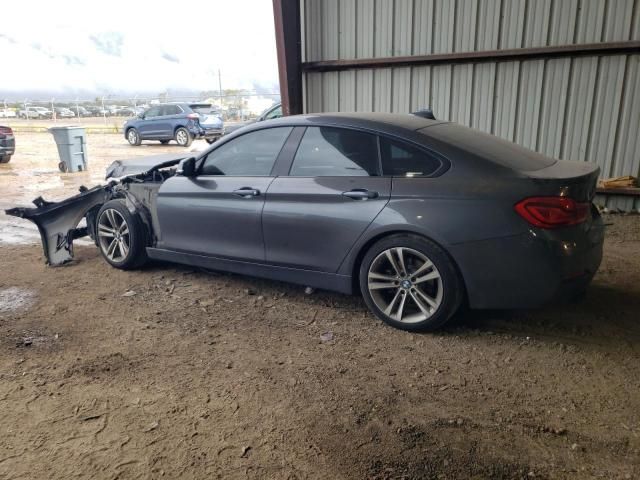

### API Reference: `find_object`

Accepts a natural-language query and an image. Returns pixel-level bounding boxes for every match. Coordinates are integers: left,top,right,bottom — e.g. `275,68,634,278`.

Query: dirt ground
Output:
1,133,639,479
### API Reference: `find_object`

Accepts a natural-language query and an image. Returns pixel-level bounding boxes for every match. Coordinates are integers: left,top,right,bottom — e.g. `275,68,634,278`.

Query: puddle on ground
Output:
0,287,37,315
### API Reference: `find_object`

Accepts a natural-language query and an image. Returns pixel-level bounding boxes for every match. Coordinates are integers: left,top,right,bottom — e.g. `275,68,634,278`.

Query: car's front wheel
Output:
96,200,147,269
175,127,193,147
0,155,11,164
127,128,141,146
359,234,463,331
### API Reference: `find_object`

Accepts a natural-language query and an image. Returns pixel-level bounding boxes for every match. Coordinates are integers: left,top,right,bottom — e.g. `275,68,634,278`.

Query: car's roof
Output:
262,112,446,133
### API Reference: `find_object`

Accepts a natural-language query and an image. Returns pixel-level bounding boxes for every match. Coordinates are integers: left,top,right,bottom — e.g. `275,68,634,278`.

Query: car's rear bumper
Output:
450,209,605,309
0,137,15,156
195,126,224,140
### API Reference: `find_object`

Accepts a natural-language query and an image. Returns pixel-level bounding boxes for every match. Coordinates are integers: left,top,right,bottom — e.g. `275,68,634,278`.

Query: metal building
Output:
273,0,640,210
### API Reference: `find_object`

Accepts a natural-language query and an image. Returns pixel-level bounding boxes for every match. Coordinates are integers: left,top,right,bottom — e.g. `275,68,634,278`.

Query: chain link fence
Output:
0,92,281,123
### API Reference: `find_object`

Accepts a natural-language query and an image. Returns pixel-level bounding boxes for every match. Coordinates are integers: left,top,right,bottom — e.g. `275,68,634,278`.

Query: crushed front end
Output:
6,156,183,266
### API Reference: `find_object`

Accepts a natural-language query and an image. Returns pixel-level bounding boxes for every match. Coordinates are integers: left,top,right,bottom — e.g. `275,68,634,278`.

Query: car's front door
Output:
262,126,392,272
138,106,163,139
155,126,294,261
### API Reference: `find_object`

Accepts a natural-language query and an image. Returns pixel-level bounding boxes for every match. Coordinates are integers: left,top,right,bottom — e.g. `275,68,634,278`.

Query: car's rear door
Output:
263,126,391,272
159,104,182,138
155,126,294,261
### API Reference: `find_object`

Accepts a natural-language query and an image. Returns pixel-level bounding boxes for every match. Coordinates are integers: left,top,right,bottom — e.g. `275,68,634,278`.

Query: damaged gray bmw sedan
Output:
7,113,605,331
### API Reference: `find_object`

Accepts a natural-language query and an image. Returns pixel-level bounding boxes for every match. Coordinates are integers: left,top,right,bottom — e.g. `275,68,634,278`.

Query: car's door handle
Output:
233,188,261,198
342,189,379,200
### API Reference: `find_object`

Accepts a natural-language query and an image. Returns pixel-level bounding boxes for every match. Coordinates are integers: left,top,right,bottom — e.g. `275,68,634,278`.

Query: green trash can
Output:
49,126,88,173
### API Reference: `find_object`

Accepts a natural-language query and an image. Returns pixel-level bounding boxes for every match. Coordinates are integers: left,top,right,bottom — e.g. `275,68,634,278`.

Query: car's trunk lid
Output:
522,160,599,202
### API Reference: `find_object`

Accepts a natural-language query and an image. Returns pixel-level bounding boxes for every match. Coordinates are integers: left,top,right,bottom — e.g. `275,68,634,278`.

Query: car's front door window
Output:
289,126,380,176
145,106,161,118
200,127,292,176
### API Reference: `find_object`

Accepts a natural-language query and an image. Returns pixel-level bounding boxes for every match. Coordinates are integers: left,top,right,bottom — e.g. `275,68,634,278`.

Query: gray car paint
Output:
6,113,604,311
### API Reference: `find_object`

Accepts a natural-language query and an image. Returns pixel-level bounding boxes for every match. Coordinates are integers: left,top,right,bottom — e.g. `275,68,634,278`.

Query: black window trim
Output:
196,125,297,177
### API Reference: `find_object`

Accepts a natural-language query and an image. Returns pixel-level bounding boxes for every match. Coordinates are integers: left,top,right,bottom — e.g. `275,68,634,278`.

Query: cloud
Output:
89,32,124,57
161,52,180,63
0,0,279,99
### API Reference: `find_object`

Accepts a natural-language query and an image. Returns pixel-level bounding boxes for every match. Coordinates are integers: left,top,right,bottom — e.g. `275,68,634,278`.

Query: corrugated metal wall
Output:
300,0,640,210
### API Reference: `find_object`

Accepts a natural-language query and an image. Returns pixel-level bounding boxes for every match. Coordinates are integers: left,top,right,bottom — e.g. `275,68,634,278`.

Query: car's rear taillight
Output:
514,196,590,229
187,113,199,119
0,126,12,135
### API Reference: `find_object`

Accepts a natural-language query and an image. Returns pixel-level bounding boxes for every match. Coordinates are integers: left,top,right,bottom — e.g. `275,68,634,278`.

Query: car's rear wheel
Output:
127,128,141,146
96,200,147,269
359,234,463,331
175,127,193,147
0,155,10,164
160,140,170,145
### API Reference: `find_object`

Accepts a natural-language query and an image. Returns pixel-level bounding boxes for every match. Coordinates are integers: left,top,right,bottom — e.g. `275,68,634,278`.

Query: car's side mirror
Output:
178,157,196,177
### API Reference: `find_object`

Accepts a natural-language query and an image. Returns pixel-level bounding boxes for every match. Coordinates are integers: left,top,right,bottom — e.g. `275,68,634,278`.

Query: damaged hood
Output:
105,152,191,179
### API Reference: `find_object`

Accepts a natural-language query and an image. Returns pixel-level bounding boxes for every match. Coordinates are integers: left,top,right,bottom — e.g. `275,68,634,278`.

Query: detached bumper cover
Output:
5,185,113,265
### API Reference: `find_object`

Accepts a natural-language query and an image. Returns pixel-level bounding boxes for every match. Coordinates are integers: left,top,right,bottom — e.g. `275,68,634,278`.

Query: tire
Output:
359,234,463,332
58,161,68,173
174,127,193,147
0,155,10,164
96,199,148,269
160,140,170,145
126,128,142,146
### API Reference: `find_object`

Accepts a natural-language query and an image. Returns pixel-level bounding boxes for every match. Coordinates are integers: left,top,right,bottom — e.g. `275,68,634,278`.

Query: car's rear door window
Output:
289,127,380,176
380,137,442,177
163,105,181,116
200,127,292,176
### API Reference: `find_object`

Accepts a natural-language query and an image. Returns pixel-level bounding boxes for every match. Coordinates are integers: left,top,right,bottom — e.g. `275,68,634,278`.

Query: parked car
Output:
224,102,282,136
86,106,110,117
75,106,92,117
123,103,224,147
7,113,604,332
0,125,15,163
115,106,136,117
0,109,17,118
54,107,75,118
18,106,52,119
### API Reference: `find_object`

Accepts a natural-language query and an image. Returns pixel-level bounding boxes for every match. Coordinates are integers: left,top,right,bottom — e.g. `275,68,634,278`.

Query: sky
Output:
0,0,280,100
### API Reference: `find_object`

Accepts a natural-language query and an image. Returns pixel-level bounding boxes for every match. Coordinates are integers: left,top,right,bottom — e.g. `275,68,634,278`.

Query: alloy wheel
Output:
176,129,188,146
97,208,130,262
367,247,443,323
127,129,138,144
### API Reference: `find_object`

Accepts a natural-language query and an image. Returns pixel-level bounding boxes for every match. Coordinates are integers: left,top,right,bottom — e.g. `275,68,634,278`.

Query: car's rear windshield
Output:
421,123,556,171
189,104,213,114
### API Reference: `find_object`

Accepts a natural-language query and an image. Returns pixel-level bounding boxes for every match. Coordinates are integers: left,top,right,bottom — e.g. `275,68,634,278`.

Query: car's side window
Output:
164,105,180,116
289,127,379,177
380,137,442,177
146,106,161,118
200,127,292,176
264,105,282,120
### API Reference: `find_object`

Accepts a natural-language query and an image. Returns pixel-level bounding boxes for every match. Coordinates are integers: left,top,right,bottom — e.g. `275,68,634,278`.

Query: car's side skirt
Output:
146,247,354,295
